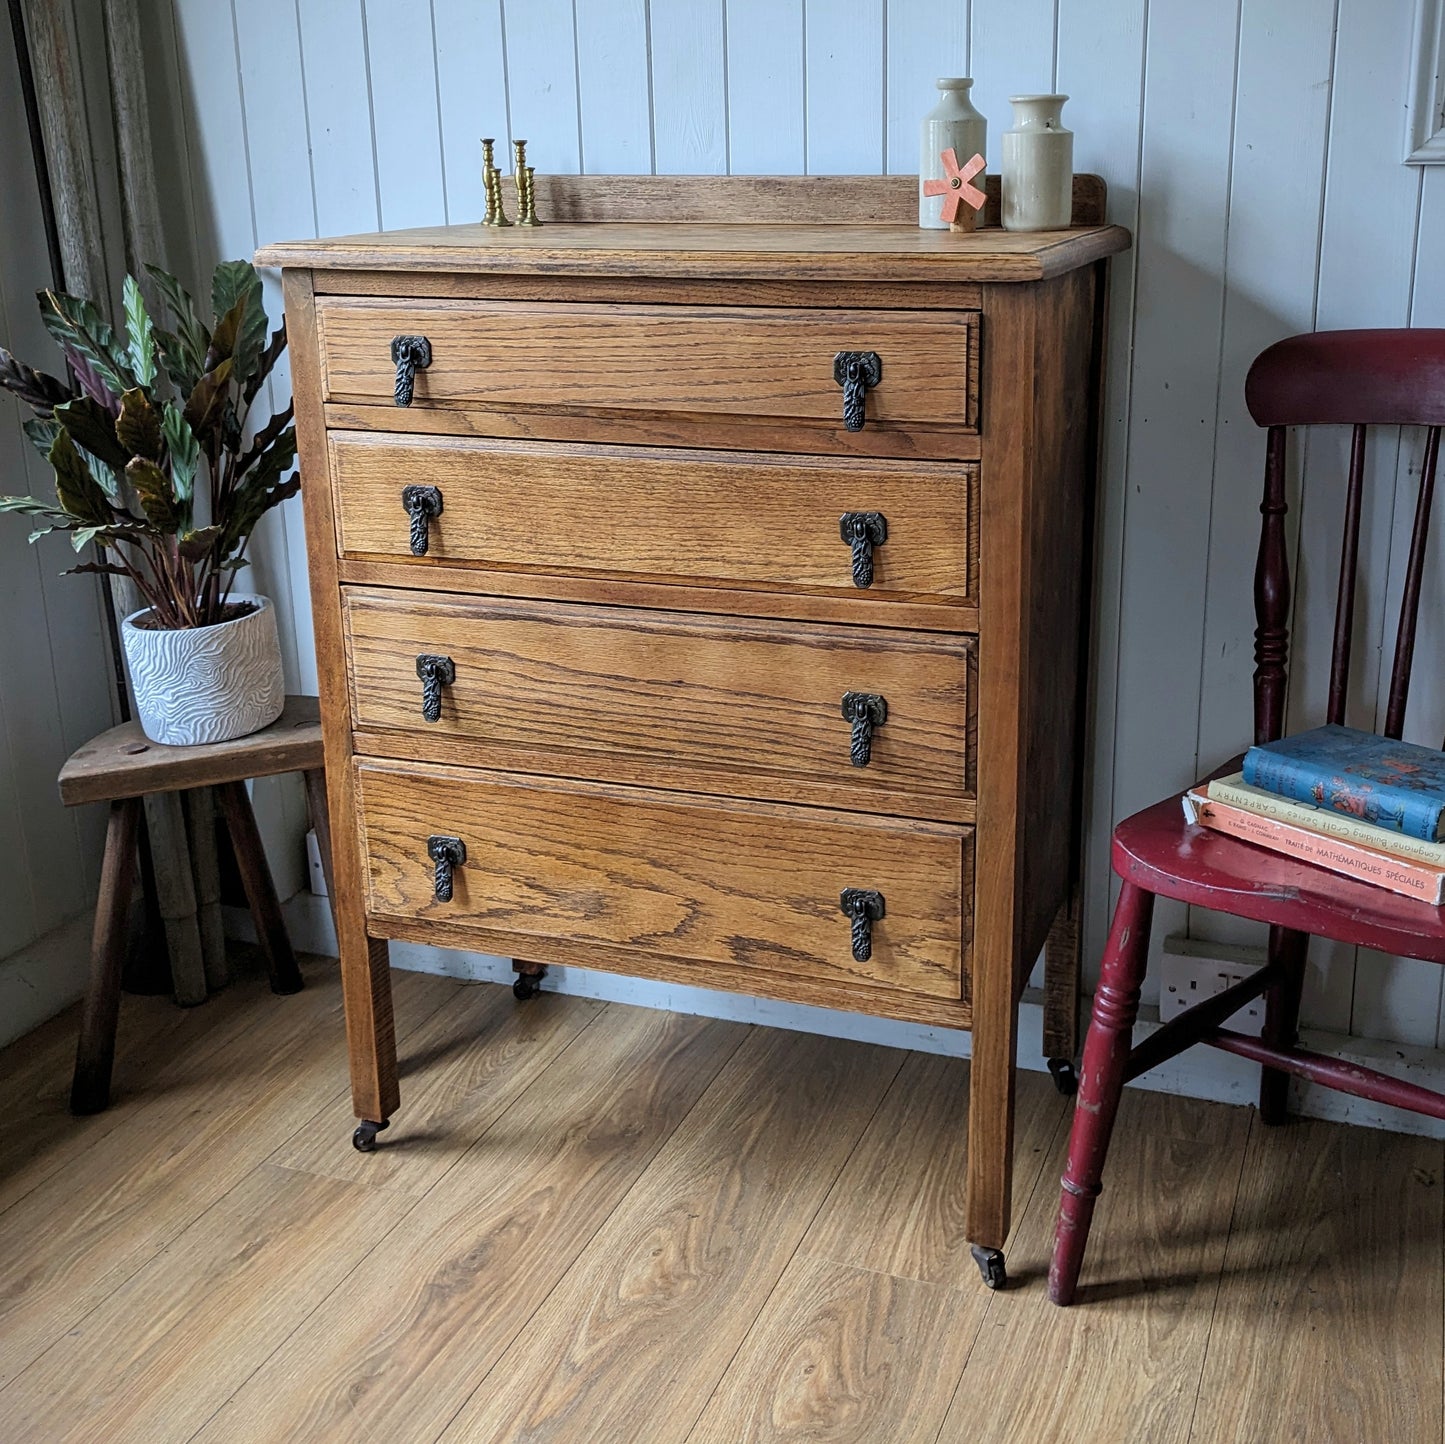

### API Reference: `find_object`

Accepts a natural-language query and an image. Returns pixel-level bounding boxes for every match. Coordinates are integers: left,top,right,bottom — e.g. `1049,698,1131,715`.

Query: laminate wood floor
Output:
2,954,1440,1443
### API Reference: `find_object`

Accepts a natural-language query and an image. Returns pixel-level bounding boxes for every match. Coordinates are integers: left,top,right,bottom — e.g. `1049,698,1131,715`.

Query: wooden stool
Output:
57,695,334,1114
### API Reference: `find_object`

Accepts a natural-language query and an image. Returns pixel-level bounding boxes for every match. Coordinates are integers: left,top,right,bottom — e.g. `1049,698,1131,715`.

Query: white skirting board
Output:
0,915,94,1050
227,892,1445,1142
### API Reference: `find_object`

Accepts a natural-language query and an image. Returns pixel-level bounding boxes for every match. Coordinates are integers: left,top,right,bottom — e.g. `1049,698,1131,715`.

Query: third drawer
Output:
344,588,976,820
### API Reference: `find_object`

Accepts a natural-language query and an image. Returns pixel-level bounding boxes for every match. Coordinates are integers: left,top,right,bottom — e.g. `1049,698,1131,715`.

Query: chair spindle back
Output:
1244,329,1445,747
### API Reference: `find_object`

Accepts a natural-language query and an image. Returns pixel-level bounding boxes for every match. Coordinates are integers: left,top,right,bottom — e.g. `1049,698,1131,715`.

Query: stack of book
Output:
1182,724,1445,904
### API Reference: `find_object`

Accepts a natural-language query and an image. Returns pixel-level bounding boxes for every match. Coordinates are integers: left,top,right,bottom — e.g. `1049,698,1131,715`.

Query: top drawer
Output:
316,298,979,453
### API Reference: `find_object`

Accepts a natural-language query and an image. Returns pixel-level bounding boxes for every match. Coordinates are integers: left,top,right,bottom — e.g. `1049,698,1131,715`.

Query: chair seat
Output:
57,695,323,806
1113,790,1445,964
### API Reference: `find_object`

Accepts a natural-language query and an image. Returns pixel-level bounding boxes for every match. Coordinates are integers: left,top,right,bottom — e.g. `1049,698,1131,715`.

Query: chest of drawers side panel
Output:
1015,265,1104,971
283,266,399,1124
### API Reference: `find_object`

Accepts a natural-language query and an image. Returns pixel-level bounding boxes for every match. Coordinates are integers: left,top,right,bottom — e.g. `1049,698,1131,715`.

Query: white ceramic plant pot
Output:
121,593,285,746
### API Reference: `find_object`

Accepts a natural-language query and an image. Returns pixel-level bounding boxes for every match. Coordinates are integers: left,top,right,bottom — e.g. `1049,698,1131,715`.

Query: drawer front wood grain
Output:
356,762,970,999
317,298,978,435
329,433,976,605
343,590,975,813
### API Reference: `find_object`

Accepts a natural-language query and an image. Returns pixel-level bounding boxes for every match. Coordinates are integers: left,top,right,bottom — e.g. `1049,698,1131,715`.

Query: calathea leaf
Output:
76,449,121,502
70,524,111,552
162,404,201,503
203,297,246,373
116,388,164,462
177,524,222,561
65,561,132,578
241,424,297,494
66,523,146,553
125,456,179,533
0,347,74,417
53,396,129,471
57,346,119,413
211,261,268,386
145,266,210,383
154,328,200,395
48,429,113,526
22,417,60,461
235,403,293,477
243,323,287,404
183,357,233,443
122,275,157,388
0,494,71,521
220,465,299,554
37,290,136,395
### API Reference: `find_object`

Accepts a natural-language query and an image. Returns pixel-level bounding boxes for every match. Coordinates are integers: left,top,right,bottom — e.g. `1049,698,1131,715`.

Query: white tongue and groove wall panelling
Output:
144,0,1445,1057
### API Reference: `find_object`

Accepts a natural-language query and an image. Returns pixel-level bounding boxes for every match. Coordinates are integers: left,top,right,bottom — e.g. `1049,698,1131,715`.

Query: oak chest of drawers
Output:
259,175,1129,1284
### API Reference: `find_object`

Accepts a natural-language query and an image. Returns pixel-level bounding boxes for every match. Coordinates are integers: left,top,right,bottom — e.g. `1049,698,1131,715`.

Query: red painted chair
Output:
1049,329,1445,1306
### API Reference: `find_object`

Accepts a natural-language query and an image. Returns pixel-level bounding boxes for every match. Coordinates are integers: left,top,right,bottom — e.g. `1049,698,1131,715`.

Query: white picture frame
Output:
1407,0,1445,163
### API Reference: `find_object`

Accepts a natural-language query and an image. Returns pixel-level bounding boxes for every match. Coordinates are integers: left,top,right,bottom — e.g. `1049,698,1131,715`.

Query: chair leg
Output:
1258,925,1308,1125
1043,884,1082,1094
1048,879,1155,1306
71,798,142,1114
215,780,304,995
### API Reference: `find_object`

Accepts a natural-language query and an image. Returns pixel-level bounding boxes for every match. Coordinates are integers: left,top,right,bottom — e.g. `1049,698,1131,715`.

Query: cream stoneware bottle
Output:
1001,94,1073,231
919,78,987,229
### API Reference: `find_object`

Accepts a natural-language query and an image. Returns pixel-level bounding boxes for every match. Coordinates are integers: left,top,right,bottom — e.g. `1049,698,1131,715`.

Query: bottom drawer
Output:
356,761,970,1000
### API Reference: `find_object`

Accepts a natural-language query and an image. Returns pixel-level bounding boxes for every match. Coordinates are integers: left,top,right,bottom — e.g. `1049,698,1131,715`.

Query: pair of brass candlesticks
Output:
482,139,540,227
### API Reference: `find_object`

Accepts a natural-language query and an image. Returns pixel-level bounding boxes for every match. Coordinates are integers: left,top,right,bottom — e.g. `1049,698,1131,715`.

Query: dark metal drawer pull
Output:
390,334,432,407
415,653,456,722
840,888,885,962
833,350,882,431
839,511,887,588
840,692,887,767
401,484,443,555
427,835,466,902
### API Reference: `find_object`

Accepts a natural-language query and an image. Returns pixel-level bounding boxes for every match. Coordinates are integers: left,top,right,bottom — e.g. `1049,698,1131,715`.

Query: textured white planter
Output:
122,593,284,746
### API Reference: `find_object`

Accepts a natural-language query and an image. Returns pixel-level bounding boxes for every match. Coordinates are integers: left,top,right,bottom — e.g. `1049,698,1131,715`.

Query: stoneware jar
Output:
1001,94,1073,231
919,78,987,230
121,593,285,746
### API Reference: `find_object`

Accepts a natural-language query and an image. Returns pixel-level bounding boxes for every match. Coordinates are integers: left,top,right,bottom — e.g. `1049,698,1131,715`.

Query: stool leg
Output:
71,797,141,1114
1049,879,1154,1305
303,767,339,942
216,780,304,995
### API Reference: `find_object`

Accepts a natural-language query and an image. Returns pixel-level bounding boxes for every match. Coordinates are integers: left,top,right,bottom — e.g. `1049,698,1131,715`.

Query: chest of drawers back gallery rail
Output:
257,174,1130,1285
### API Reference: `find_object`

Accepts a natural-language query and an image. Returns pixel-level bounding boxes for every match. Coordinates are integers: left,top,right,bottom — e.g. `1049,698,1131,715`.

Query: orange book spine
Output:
1184,792,1445,904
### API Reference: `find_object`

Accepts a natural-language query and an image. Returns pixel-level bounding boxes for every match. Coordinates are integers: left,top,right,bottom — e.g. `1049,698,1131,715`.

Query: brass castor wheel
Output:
1048,1057,1079,1096
971,1244,1007,1290
352,1119,389,1152
513,971,545,1000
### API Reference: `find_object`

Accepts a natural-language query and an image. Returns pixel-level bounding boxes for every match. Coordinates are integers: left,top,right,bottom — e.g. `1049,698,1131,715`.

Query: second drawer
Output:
344,589,975,818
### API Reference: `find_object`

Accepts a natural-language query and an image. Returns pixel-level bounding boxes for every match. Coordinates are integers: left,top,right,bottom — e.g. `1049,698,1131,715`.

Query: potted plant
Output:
0,261,298,746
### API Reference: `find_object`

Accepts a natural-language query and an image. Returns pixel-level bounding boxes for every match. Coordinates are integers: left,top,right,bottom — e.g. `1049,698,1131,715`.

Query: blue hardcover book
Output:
1242,724,1445,842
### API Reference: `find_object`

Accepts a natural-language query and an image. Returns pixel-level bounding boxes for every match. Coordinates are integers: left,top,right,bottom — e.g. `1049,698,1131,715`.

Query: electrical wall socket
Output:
1158,936,1267,1036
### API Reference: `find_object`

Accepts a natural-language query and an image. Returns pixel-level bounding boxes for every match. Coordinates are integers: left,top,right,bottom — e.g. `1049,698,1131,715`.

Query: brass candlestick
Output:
518,167,541,226
512,141,541,226
481,137,511,226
